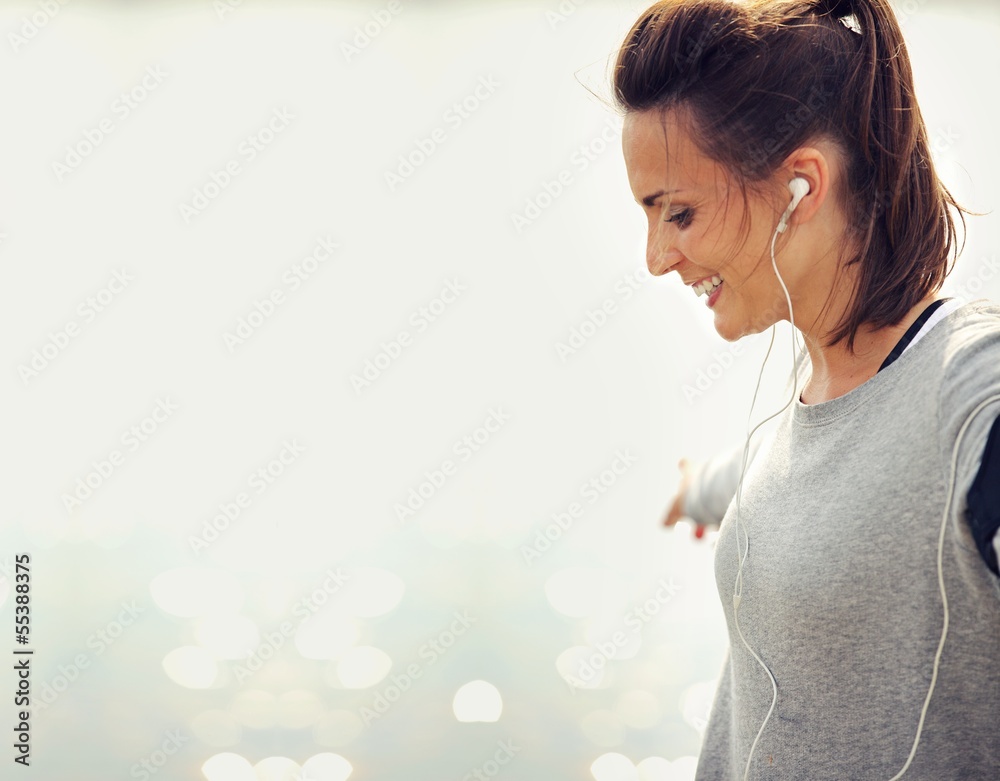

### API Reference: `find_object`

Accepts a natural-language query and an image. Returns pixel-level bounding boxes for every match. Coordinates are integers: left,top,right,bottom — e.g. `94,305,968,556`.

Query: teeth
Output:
694,276,723,297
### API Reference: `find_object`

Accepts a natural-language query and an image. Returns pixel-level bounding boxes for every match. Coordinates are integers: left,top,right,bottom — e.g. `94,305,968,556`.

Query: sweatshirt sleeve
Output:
682,434,766,526
937,312,1000,578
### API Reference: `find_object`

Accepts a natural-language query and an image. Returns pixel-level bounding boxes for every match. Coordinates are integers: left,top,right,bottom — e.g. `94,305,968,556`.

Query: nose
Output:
648,251,683,277
647,221,682,277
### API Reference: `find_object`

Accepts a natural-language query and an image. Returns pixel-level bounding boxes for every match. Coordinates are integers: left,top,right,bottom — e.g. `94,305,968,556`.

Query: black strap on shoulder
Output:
966,413,1000,578
877,298,950,374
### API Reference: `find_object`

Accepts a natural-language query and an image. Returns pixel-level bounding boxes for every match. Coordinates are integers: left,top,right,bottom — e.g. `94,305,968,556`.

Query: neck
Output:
798,292,942,405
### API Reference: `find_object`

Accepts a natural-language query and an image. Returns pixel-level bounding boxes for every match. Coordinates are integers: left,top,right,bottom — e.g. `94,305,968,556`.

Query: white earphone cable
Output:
735,216,798,781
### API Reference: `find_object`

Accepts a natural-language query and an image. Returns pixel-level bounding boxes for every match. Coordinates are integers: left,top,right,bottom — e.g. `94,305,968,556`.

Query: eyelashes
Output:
663,208,693,229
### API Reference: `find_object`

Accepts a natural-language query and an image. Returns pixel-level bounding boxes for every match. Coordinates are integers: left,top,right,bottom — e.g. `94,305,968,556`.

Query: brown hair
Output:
610,0,973,353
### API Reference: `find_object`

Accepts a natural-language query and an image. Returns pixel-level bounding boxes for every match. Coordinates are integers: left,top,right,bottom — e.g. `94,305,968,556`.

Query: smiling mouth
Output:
693,275,723,297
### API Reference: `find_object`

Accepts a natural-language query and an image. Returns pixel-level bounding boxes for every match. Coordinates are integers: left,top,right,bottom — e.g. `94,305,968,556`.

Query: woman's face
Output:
621,109,799,341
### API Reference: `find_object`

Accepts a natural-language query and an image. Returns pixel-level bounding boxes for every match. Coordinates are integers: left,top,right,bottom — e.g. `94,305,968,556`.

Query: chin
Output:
714,309,770,343
711,312,744,343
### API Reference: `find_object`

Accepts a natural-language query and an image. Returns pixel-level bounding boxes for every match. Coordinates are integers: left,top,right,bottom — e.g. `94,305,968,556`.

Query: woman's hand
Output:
663,458,708,538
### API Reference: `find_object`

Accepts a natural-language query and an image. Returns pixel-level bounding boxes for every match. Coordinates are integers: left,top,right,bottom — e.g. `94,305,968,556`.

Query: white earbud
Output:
777,177,811,234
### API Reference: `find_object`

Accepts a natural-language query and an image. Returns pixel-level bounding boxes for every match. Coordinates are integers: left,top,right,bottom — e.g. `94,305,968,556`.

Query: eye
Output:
664,208,693,229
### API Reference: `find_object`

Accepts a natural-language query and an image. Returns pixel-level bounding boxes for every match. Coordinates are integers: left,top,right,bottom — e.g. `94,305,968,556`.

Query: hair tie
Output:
815,0,854,19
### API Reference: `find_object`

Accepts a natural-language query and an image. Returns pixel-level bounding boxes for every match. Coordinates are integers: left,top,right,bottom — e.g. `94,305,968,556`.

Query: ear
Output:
780,144,833,227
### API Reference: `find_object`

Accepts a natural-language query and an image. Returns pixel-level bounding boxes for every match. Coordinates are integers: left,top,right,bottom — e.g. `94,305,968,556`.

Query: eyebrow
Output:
639,188,685,207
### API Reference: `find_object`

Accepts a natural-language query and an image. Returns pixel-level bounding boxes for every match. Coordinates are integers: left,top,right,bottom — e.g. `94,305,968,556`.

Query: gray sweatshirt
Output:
688,299,1000,779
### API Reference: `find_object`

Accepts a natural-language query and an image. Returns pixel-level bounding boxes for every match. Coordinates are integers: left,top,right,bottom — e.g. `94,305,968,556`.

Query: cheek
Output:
714,225,769,282
692,208,733,253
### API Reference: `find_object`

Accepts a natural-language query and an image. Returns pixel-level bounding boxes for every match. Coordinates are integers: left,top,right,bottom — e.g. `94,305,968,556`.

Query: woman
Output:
613,0,1000,778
